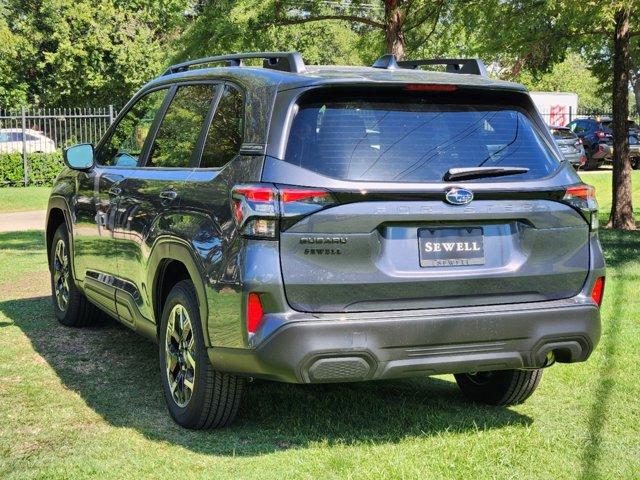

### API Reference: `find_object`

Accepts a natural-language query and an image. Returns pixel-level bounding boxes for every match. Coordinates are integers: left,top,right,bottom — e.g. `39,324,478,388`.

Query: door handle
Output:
108,186,122,196
159,188,178,201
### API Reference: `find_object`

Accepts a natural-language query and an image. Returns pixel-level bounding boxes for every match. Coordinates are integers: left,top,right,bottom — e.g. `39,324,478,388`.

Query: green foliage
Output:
516,54,611,111
0,152,64,186
0,0,190,109
177,0,365,65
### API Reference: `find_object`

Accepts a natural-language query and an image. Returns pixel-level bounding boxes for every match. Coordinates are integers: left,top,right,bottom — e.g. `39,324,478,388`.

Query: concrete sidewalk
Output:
0,210,46,232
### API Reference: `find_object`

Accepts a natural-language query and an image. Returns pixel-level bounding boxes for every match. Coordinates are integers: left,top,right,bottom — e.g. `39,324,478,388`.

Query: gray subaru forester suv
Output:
46,52,605,429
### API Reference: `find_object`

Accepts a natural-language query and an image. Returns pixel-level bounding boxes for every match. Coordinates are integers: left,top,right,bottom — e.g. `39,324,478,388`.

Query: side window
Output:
573,121,586,134
200,85,244,168
96,89,167,167
147,84,216,168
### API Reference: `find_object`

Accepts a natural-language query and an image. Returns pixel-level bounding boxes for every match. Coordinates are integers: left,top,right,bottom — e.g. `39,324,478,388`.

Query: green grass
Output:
0,186,50,213
0,180,639,479
580,170,640,224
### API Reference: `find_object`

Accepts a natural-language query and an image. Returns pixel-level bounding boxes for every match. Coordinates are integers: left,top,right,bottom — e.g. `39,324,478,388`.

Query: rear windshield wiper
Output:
443,167,530,181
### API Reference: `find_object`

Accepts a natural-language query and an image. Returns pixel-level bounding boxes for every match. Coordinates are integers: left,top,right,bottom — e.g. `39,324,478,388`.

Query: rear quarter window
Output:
284,94,560,183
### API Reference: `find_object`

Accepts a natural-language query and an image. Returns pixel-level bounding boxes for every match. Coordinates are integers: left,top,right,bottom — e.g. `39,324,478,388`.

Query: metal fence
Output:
0,107,116,185
539,107,640,127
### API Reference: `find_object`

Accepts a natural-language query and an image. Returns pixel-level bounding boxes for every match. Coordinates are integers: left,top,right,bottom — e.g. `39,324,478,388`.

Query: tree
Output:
267,0,448,60
516,54,610,112
177,0,365,65
464,0,638,230
1,0,189,108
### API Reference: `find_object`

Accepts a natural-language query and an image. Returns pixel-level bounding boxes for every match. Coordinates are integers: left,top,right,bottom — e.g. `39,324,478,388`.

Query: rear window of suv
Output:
284,95,560,182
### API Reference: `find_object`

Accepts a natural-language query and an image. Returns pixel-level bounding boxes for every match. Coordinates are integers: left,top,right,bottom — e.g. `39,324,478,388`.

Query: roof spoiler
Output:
163,52,306,76
372,54,488,76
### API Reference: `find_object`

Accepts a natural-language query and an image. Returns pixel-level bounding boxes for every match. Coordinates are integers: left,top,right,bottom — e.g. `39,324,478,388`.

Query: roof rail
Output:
163,52,306,76
372,55,488,76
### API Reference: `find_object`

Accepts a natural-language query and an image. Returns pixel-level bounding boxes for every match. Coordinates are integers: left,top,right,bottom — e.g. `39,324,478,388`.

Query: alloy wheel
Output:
53,238,70,312
165,304,196,407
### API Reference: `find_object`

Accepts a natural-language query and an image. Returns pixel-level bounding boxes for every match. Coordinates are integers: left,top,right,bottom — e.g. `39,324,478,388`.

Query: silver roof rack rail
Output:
372,54,488,76
163,52,306,76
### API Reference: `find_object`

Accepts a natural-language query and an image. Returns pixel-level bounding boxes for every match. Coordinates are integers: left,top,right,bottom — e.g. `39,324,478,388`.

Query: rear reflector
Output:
404,84,458,92
247,293,264,334
591,277,605,307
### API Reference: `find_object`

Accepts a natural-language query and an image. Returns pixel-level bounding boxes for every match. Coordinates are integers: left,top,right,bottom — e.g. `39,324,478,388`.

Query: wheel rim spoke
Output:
53,239,70,312
165,302,196,408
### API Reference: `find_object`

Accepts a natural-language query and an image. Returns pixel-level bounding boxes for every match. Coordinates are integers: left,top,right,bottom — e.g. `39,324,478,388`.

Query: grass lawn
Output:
0,186,51,213
0,174,639,478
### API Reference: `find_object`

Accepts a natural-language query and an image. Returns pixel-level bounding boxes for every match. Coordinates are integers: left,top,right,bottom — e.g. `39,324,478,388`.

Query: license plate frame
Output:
418,227,485,267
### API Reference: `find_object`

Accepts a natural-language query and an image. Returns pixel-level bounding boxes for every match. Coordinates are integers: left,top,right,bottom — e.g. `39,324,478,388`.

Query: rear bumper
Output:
208,298,601,383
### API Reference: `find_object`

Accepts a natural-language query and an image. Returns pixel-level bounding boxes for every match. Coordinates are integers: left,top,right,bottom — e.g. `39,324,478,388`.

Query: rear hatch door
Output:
266,87,590,313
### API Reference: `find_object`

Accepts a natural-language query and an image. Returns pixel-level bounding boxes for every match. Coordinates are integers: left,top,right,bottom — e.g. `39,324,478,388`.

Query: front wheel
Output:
50,224,101,326
454,369,543,406
159,280,245,429
632,157,640,170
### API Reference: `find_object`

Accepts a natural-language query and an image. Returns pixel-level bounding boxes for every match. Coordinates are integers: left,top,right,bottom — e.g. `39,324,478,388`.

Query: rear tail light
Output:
579,155,586,166
231,184,337,238
563,184,599,230
246,293,264,334
595,130,606,139
591,277,605,307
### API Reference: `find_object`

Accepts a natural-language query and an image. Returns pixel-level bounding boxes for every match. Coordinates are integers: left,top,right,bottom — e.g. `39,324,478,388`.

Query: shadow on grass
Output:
0,230,45,251
598,229,640,269
2,296,531,456
579,230,634,480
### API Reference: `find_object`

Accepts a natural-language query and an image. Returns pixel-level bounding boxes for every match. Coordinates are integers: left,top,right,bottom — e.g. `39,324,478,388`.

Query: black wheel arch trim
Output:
148,237,211,346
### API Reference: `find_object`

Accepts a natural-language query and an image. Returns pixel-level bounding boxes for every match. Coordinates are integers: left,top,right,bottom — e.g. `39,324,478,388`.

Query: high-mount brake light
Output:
230,184,337,238
563,184,599,230
404,84,458,92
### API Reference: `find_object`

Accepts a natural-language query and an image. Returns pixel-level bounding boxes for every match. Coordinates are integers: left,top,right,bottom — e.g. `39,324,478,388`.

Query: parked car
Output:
0,128,56,154
602,133,640,169
550,126,586,168
600,117,640,135
631,133,640,169
565,118,613,169
47,52,605,429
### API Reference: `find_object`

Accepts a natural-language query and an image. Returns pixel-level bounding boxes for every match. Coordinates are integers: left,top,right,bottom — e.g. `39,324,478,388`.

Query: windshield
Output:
285,99,560,182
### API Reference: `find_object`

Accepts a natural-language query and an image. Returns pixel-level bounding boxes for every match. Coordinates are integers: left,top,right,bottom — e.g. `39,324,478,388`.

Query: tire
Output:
584,154,599,170
159,280,245,429
632,158,640,170
50,224,101,327
454,369,543,406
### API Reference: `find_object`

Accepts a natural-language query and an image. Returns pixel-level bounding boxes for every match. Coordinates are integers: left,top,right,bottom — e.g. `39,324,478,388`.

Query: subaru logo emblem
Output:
445,187,474,205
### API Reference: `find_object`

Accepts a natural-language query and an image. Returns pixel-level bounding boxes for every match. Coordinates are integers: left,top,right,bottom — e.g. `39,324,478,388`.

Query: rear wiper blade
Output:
443,167,530,181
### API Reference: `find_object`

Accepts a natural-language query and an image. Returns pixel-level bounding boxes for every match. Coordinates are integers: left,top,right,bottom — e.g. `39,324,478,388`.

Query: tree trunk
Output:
384,0,406,59
607,7,635,230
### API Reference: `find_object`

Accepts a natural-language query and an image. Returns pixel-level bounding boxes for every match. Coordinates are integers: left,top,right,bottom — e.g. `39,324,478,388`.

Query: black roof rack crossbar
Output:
372,54,488,76
163,52,306,76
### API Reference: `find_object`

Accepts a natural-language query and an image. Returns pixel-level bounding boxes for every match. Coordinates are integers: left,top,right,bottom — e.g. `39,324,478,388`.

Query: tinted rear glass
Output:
551,128,576,140
285,98,559,182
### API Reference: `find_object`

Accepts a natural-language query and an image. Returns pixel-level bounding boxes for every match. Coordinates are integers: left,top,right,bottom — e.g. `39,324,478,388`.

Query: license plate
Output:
418,227,485,267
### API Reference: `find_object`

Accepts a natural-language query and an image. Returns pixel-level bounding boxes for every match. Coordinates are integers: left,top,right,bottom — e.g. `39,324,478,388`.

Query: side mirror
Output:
63,143,95,170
